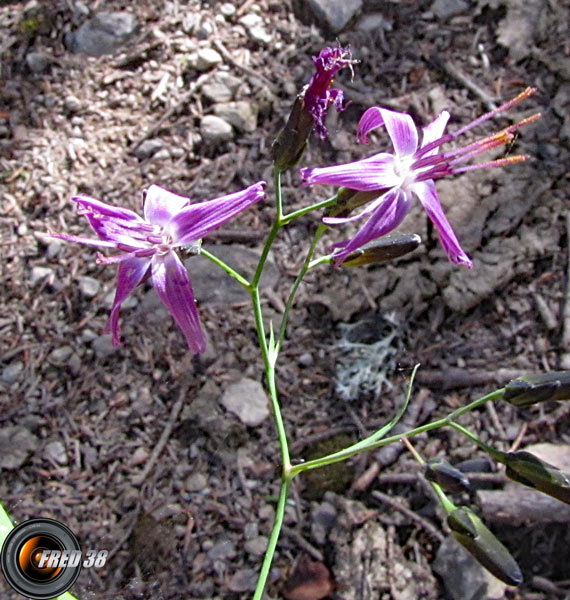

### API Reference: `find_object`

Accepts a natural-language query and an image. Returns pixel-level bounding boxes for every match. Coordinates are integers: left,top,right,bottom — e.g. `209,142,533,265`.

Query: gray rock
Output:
185,472,208,492
227,568,258,593
133,138,163,160
63,95,82,113
213,101,258,133
2,362,24,384
356,13,392,32
44,440,68,465
188,48,223,71
26,51,53,74
78,275,100,298
220,3,237,17
311,501,338,545
0,427,39,470
46,240,62,259
152,148,171,161
431,0,469,20
103,291,138,311
207,538,236,561
186,245,278,304
220,378,269,427
199,115,233,143
48,346,74,365
30,266,53,286
294,0,363,33
238,16,272,44
92,334,118,358
201,72,242,103
244,535,268,556
66,12,137,57
433,535,507,600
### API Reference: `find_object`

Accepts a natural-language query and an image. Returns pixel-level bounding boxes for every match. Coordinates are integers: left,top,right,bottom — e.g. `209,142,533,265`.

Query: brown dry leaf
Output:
283,556,334,600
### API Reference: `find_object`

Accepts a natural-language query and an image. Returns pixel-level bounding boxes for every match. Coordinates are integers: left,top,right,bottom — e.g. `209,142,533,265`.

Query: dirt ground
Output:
1,0,570,599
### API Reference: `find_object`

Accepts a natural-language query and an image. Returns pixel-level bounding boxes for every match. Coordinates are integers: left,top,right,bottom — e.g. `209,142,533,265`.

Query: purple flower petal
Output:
332,189,411,265
73,195,142,222
169,181,265,246
420,111,450,156
49,233,118,248
151,252,206,354
357,107,385,144
300,153,399,191
380,108,419,157
412,180,472,267
143,185,191,228
104,256,152,345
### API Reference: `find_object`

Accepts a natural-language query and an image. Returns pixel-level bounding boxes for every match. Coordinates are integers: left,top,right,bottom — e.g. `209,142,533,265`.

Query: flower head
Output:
300,88,540,266
52,182,266,353
304,46,354,139
271,46,354,171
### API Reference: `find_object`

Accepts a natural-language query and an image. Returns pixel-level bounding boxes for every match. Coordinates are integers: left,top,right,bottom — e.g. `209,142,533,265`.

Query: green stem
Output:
250,166,293,600
281,193,339,224
276,223,328,352
447,421,504,461
252,477,291,600
290,388,504,477
199,248,250,288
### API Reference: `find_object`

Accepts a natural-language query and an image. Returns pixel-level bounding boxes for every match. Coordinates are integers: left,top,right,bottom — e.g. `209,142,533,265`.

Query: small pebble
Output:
44,440,68,465
185,472,208,492
64,95,82,113
78,276,100,298
2,362,24,384
244,535,268,556
200,115,233,143
133,138,163,160
30,266,53,285
220,3,236,17
48,346,74,365
92,335,118,358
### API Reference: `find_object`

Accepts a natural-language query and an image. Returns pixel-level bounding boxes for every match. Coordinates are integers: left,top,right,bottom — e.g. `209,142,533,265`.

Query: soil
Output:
1,1,569,599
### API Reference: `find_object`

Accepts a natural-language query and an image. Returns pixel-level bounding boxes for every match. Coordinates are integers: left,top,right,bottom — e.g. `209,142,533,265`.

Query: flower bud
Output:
425,458,470,493
326,187,385,219
503,371,570,408
271,94,315,172
447,507,523,586
502,450,570,505
341,234,421,267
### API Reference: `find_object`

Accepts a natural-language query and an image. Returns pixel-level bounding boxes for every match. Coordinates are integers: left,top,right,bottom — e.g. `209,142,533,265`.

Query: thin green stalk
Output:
276,223,327,352
250,166,293,600
252,477,291,600
448,421,504,461
199,248,250,288
290,388,504,477
281,193,339,224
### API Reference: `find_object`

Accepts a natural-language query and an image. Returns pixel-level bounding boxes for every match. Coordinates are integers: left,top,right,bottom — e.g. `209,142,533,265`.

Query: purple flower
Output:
300,88,539,266
303,46,354,139
52,182,266,353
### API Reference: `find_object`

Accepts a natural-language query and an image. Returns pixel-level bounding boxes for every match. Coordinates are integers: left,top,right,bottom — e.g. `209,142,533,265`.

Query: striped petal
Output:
169,182,266,246
143,185,191,227
412,180,472,267
104,256,152,345
151,252,206,353
300,153,399,191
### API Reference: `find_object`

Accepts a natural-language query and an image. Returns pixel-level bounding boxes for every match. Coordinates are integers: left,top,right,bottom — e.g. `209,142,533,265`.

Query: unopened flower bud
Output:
326,187,387,219
502,450,570,505
503,371,570,408
271,46,354,172
447,507,523,586
425,458,470,493
341,234,421,267
271,94,315,172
